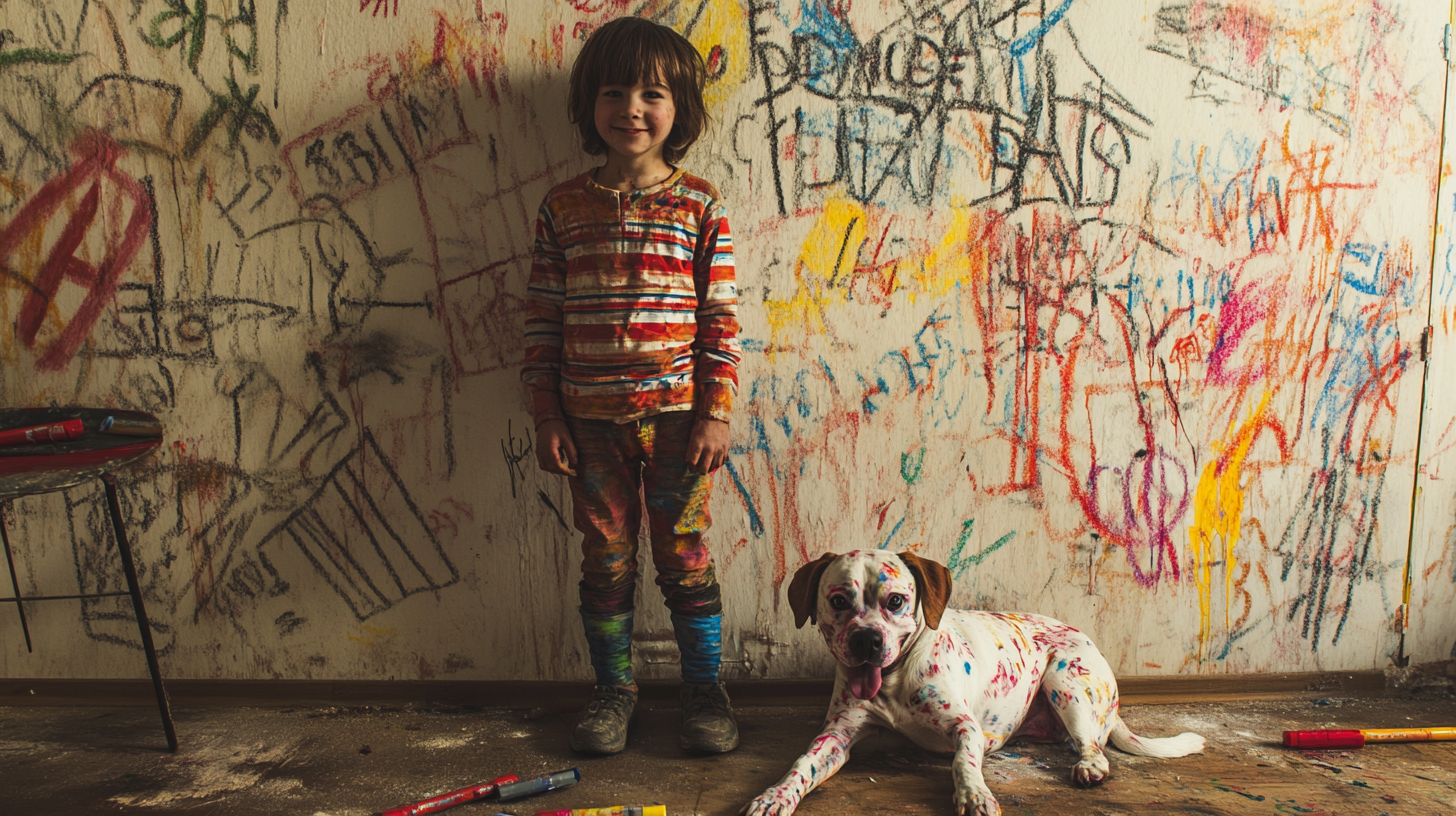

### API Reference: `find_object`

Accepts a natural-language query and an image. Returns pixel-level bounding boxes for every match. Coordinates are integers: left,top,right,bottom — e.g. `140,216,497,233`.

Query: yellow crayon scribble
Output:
912,205,992,300
348,624,398,647
642,0,750,109
765,201,996,347
1189,392,1270,663
765,196,868,346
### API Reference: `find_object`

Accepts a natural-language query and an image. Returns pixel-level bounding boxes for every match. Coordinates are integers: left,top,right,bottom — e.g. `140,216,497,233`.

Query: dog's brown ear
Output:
899,552,953,630
787,553,840,628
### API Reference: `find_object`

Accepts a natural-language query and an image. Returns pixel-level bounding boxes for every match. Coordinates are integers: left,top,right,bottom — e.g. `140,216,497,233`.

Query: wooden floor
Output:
1,694,1453,814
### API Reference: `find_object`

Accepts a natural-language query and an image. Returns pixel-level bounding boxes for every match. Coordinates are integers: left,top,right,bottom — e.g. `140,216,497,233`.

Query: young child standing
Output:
521,16,741,755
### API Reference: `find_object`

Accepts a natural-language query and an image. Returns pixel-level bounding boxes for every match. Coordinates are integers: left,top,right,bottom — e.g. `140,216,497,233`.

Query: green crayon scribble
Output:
947,524,1015,577
900,447,925,485
0,49,81,69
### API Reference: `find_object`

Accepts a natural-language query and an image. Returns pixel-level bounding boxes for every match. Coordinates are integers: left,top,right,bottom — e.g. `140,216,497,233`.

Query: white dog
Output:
745,550,1204,816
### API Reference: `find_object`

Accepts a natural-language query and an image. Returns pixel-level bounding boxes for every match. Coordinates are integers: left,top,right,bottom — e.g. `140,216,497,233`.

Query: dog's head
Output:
786,550,953,700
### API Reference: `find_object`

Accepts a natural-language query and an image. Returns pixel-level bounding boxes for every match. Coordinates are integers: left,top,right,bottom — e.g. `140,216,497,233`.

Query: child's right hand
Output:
535,420,579,476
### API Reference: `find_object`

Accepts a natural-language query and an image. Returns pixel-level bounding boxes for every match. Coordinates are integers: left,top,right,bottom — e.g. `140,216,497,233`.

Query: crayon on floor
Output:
1283,727,1456,748
496,768,581,803
537,807,666,816
377,774,520,816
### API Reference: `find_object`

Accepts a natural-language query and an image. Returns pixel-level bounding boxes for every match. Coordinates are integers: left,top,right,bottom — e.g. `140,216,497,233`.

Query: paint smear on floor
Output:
108,740,299,807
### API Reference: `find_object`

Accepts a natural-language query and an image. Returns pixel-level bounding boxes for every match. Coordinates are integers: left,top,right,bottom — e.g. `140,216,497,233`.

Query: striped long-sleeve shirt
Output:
522,169,740,427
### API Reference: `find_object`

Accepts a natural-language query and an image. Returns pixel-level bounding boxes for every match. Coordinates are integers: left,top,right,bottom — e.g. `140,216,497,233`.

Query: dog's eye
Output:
829,595,851,611
886,594,907,612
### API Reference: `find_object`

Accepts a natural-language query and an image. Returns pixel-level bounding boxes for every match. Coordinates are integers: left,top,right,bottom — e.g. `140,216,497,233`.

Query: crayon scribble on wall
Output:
0,0,1450,681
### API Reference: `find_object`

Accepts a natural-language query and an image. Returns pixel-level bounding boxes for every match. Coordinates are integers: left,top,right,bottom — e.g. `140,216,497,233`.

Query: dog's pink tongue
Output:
846,664,883,699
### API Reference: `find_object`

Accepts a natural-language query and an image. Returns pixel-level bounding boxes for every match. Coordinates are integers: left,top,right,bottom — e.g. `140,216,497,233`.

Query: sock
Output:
671,612,722,686
581,609,634,688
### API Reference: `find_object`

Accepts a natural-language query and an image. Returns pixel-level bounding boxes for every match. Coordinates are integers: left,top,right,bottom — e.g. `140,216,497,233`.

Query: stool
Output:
0,407,177,751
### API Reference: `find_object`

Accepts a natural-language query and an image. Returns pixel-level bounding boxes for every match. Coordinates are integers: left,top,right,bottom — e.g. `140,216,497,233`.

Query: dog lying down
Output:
744,550,1204,816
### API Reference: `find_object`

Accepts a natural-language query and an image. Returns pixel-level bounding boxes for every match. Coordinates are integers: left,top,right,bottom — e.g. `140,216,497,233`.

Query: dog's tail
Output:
1108,716,1205,758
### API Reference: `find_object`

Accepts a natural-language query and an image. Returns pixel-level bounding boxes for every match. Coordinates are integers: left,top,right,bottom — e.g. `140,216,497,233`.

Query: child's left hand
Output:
687,416,730,474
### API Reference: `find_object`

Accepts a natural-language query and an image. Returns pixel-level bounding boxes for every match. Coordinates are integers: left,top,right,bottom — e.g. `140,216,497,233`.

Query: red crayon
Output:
378,774,521,816
0,419,85,447
1283,727,1456,749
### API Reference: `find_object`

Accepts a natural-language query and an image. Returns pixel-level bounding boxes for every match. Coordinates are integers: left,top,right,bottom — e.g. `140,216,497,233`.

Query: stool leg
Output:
1,501,34,652
101,474,178,752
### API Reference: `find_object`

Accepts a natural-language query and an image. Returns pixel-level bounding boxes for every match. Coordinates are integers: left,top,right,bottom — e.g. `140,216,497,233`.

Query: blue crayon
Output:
496,768,581,802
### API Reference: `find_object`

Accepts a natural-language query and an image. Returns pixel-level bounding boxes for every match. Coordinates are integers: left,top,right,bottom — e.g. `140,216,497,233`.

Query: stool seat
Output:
0,407,176,751
0,408,163,498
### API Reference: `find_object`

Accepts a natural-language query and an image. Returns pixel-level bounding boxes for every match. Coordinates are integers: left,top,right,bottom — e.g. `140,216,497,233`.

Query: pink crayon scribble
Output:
1206,278,1273,386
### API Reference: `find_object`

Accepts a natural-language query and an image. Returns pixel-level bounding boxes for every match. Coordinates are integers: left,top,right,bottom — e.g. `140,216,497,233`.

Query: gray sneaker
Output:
570,685,637,754
679,683,739,753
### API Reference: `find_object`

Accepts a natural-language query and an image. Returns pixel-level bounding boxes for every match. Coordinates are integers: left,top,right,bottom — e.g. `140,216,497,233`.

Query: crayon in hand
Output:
378,774,520,816
1283,727,1456,748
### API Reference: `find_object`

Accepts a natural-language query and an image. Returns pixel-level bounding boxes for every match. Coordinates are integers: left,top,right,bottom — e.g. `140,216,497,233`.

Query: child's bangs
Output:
593,25,694,92
596,51,665,90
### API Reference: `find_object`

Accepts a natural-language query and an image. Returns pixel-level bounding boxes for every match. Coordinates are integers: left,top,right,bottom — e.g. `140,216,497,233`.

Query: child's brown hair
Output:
568,17,707,165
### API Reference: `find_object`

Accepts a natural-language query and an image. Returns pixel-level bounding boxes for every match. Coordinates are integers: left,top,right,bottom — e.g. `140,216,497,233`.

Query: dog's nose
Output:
848,629,884,663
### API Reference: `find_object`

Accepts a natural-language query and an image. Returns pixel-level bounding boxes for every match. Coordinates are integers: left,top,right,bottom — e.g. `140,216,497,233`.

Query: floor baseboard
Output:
0,671,1389,708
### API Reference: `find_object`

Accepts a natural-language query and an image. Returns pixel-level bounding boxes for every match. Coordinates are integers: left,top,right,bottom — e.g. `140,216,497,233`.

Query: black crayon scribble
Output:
746,0,1150,214
537,490,570,531
502,419,533,499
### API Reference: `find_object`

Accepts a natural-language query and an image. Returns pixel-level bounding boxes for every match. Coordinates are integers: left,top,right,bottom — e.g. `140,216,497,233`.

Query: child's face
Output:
593,80,676,166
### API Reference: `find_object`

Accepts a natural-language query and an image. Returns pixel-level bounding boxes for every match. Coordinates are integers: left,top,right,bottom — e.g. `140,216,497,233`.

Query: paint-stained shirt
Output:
522,168,740,427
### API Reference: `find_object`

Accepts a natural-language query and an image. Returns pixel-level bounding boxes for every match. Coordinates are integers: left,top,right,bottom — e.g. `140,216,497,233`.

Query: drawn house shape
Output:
256,430,458,621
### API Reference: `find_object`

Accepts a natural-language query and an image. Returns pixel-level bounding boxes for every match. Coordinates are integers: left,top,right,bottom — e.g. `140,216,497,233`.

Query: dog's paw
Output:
1071,752,1111,787
743,791,799,816
954,783,1001,816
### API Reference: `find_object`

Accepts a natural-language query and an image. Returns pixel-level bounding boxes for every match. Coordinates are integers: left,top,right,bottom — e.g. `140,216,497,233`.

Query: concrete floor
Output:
2,694,1455,815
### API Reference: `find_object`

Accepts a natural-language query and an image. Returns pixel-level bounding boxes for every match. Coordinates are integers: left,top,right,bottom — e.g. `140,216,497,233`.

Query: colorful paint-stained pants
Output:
566,411,723,618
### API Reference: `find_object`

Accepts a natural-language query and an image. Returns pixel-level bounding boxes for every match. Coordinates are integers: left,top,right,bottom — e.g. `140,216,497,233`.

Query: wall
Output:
0,0,1450,682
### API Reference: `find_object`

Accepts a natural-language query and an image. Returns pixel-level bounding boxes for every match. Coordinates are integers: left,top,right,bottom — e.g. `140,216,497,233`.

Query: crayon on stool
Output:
0,419,84,447
496,768,582,802
378,774,520,816
100,416,164,437
537,808,667,816
1283,727,1456,748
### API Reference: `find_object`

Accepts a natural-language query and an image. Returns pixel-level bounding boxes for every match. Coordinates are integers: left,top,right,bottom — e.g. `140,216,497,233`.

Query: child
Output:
521,16,741,755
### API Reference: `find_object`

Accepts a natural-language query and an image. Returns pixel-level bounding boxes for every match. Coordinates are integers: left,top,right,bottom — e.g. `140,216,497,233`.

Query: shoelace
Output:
684,687,729,716
587,688,633,715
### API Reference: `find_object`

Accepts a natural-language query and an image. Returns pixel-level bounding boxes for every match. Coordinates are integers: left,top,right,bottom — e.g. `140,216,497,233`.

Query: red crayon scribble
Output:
1217,1,1273,67
360,0,399,18
0,130,152,371
963,205,1196,586
569,0,630,11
